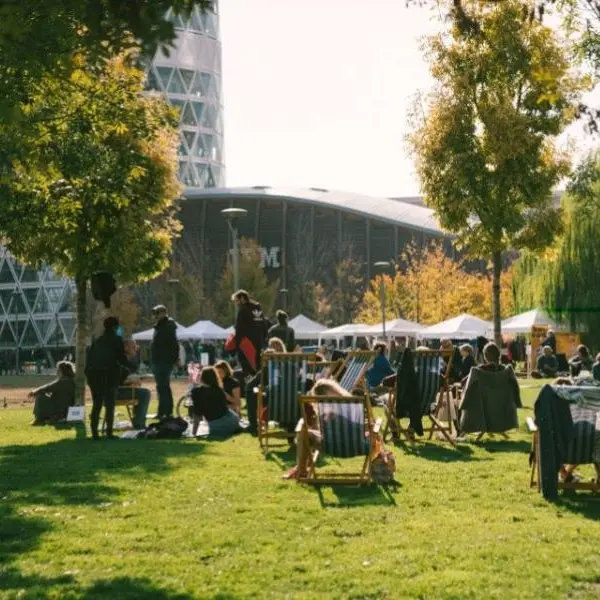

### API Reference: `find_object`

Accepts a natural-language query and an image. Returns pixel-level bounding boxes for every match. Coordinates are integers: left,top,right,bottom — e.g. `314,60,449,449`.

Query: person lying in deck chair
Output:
282,379,366,480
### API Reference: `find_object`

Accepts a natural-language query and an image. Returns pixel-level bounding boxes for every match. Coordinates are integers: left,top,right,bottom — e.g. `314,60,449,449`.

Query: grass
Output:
1,381,600,599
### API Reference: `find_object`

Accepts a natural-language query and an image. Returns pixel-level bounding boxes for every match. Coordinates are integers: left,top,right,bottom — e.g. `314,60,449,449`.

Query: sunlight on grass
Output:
0,382,599,599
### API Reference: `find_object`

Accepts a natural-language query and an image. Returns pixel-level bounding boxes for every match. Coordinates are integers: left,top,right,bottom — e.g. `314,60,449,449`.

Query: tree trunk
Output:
491,249,502,346
75,274,88,406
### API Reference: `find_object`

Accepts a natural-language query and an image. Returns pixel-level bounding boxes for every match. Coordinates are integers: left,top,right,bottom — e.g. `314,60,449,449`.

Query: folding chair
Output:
336,350,376,392
102,384,138,432
296,394,384,485
384,348,456,447
528,392,600,494
257,352,319,453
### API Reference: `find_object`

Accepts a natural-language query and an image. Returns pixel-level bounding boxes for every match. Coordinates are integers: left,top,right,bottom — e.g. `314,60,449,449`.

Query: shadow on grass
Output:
554,493,600,521
401,442,485,463
478,439,531,454
265,445,297,471
0,437,208,598
82,576,237,599
316,483,399,508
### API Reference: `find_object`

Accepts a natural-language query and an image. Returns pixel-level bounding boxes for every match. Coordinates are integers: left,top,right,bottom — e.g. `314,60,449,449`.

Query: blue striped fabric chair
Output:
337,351,376,392
392,349,456,446
528,386,600,495
257,352,319,452
296,394,383,485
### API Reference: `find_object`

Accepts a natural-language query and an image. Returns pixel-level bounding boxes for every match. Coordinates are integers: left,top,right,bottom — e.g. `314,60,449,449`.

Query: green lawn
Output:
1,383,599,600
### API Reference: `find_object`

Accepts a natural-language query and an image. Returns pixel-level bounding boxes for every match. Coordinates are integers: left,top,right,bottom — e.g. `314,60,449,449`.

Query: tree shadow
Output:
81,576,240,599
0,437,209,598
477,439,531,454
315,482,400,508
401,442,485,463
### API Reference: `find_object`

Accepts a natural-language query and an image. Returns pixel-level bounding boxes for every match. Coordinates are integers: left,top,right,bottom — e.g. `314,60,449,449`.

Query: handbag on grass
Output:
67,405,85,423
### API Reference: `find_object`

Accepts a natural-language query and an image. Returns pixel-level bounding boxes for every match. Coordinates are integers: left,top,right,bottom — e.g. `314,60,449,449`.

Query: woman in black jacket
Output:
85,316,129,440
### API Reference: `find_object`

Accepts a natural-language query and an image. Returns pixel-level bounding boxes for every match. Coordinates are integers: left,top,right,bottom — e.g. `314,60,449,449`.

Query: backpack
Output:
138,417,188,439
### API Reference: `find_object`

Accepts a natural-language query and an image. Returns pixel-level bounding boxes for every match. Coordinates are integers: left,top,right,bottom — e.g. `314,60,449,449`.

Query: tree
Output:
0,53,181,402
356,241,515,325
408,0,584,344
213,238,280,326
136,260,208,329
0,1,213,123
327,253,365,325
513,152,600,341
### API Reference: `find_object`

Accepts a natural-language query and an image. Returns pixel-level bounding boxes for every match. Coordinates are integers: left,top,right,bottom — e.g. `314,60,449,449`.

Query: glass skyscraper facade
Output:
0,4,224,360
146,2,225,188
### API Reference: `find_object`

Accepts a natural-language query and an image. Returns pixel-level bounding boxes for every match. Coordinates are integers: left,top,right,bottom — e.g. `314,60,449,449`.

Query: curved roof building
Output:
177,187,453,295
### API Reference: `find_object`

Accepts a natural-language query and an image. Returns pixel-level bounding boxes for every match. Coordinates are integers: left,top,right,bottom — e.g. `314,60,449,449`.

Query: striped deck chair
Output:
336,350,376,392
296,394,383,485
257,352,319,453
385,348,456,447
528,386,600,494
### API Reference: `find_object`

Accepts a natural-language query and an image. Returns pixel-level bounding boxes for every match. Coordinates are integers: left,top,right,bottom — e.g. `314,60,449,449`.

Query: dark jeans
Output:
153,364,174,417
87,371,117,438
245,374,261,431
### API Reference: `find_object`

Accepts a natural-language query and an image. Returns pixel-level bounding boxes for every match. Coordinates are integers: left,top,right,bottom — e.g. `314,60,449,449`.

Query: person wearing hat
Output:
150,305,179,419
85,316,129,439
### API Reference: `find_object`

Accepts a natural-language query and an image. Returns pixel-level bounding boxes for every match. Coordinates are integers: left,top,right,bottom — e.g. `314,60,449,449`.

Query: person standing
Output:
150,305,179,419
85,316,129,440
268,310,296,352
231,290,268,377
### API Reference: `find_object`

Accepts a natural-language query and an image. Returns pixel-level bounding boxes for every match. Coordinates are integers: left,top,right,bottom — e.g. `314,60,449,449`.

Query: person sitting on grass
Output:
366,342,395,390
534,346,559,379
569,344,593,377
215,360,242,416
28,361,75,425
191,366,241,438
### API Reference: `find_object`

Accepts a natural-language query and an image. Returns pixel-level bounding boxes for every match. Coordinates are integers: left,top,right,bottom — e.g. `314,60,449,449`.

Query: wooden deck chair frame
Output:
527,416,600,493
384,348,456,447
295,394,382,486
257,352,319,453
335,350,376,392
102,384,138,432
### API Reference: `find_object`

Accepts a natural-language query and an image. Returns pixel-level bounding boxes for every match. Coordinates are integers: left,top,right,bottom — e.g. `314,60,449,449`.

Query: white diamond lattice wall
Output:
146,3,225,189
0,248,76,354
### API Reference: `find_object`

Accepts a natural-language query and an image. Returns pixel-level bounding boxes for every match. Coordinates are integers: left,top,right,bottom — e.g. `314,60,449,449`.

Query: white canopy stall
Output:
366,318,424,338
499,308,567,334
318,323,373,347
421,314,491,339
132,322,188,342
179,320,229,341
288,314,327,340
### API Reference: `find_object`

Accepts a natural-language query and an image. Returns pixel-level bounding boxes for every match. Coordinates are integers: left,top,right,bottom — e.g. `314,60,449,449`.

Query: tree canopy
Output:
513,151,600,342
408,0,585,342
0,52,182,401
0,0,213,122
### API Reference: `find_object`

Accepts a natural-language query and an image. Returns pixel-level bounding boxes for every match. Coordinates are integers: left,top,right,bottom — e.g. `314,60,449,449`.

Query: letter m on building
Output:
259,247,281,269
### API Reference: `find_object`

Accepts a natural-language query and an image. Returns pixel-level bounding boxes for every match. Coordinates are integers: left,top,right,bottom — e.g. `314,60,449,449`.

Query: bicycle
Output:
175,362,202,420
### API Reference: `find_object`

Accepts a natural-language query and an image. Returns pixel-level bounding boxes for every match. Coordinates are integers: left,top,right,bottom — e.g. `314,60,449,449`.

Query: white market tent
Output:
132,322,188,342
319,323,373,340
421,314,492,339
366,318,424,337
179,320,229,341
288,314,327,340
499,308,567,334
225,326,235,335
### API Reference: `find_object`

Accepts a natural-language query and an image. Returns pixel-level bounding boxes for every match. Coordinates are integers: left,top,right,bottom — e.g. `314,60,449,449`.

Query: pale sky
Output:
219,0,598,198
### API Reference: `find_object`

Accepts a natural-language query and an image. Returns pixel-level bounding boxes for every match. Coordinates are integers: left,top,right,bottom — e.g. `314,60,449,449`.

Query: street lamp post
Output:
373,262,391,340
11,290,20,374
168,278,180,321
279,288,288,312
221,208,248,301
